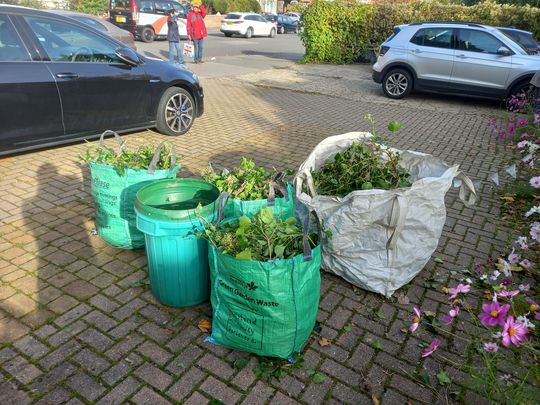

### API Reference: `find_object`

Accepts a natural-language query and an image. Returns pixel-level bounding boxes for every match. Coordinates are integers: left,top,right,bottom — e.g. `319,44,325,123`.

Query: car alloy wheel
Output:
156,87,195,136
245,27,253,39
382,69,412,99
279,26,284,34
141,27,155,43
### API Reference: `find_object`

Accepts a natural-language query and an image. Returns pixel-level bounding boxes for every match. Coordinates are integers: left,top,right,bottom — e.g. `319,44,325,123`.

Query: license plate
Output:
115,16,126,23
226,22,233,25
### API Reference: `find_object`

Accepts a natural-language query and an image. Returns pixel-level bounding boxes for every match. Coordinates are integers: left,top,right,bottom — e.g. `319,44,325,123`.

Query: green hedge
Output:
301,0,540,64
204,0,261,14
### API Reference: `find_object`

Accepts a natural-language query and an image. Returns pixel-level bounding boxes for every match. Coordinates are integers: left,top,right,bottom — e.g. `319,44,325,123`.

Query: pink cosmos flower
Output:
517,140,528,149
498,290,520,298
448,283,471,299
530,222,540,243
501,316,528,347
516,117,528,127
525,298,540,320
507,248,519,264
479,301,510,327
409,306,421,333
507,123,516,135
483,342,499,353
421,338,441,357
441,305,460,325
530,176,540,189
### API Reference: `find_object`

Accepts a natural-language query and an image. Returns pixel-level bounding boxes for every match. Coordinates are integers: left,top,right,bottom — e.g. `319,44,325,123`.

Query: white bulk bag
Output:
295,132,476,297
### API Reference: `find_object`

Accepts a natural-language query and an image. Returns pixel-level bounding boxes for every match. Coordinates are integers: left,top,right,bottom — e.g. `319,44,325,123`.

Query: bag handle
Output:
214,192,230,227
147,141,177,175
386,193,408,251
455,172,477,207
98,130,126,153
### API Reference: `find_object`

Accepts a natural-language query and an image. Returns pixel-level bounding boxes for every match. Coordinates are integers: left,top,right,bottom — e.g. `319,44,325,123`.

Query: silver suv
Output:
372,22,540,100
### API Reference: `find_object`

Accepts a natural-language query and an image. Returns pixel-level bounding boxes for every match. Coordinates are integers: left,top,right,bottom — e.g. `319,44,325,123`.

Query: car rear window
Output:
500,29,539,52
111,0,130,10
225,14,242,20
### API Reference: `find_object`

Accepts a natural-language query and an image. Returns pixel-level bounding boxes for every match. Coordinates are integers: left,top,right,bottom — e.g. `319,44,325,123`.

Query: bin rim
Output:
135,178,219,221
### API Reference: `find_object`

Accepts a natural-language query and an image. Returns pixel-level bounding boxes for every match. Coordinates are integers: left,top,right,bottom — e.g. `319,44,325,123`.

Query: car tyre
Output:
224,32,233,37
279,26,285,34
245,27,253,39
141,27,155,43
507,80,535,112
268,28,276,38
382,68,413,99
156,87,195,136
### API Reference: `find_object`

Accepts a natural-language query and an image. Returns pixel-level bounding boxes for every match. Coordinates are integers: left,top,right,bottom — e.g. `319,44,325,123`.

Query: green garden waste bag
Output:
208,240,321,359
88,131,179,249
224,182,295,220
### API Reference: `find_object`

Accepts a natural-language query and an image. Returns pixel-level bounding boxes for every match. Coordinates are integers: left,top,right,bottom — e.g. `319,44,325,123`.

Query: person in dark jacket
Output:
187,0,207,64
167,9,183,64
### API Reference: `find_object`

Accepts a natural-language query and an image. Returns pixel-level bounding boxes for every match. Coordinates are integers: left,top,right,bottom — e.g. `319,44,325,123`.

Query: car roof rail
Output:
408,21,485,28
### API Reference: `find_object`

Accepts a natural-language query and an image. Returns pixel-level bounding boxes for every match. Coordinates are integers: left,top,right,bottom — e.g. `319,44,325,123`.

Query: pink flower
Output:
516,237,528,250
507,248,519,264
483,342,499,353
525,297,539,320
421,338,441,357
530,176,540,189
517,140,529,149
448,283,471,299
507,123,515,135
501,316,528,347
409,306,421,333
530,222,540,243
516,117,528,127
479,301,510,327
498,290,520,298
441,305,460,325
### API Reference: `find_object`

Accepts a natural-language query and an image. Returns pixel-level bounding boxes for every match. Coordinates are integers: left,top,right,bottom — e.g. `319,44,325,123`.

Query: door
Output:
0,14,64,153
407,27,455,83
23,15,152,136
451,28,513,90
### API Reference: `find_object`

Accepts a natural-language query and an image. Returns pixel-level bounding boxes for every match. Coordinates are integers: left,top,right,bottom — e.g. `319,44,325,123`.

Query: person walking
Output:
187,0,207,64
167,8,183,65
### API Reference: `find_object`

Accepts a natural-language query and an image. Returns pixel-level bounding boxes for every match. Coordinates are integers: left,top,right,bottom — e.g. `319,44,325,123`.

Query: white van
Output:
109,0,188,43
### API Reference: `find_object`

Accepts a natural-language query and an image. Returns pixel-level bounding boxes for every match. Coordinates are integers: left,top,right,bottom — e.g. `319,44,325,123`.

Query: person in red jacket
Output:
187,0,207,64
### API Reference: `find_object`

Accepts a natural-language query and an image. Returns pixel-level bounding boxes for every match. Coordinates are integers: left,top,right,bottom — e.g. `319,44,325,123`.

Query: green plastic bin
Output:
135,178,220,307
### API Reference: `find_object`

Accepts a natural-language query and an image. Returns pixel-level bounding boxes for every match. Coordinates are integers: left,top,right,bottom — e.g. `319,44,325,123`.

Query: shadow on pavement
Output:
241,49,303,61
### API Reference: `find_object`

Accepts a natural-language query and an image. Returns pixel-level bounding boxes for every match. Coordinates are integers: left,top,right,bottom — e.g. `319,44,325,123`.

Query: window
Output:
111,0,130,10
155,0,176,15
25,16,119,63
139,0,154,13
0,15,30,61
458,29,505,54
410,28,453,49
79,17,107,32
225,14,242,20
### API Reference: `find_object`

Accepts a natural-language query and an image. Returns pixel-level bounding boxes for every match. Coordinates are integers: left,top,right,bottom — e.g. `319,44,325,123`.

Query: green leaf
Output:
312,372,326,384
274,245,285,258
371,341,383,350
176,361,185,368
285,217,297,225
387,120,402,132
434,257,444,264
376,312,386,320
233,357,250,370
343,325,352,332
236,249,252,261
419,372,431,386
437,371,452,385
209,400,224,405
239,216,251,227
306,368,316,376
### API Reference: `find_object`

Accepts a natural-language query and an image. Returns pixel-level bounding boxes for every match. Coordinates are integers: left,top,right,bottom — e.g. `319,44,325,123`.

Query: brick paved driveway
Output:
0,65,510,404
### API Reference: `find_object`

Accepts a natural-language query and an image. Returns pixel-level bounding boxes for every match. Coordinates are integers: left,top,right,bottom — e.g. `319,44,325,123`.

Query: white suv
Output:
372,22,540,100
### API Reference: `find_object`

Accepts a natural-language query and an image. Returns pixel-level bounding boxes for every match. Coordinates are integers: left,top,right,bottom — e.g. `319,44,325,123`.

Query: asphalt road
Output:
134,28,305,78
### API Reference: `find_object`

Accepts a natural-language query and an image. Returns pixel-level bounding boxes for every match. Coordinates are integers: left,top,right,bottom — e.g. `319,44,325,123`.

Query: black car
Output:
0,5,203,156
264,14,298,34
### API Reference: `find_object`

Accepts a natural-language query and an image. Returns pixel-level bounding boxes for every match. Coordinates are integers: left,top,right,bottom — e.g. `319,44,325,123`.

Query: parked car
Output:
372,22,540,101
283,12,301,23
264,14,298,34
498,27,540,55
0,5,203,156
220,12,276,38
52,10,137,50
108,0,188,43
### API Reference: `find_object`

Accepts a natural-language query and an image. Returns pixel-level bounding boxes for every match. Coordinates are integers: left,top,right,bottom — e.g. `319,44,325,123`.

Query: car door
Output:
451,28,513,90
21,14,152,137
407,27,455,83
0,14,64,154
255,15,270,36
244,15,257,35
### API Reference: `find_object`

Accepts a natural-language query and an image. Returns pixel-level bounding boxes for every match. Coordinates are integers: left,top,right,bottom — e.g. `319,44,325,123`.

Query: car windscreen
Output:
111,0,131,10
224,14,242,20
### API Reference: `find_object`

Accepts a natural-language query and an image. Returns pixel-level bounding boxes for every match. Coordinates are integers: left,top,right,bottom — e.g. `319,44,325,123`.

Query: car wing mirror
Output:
497,46,513,56
116,47,140,66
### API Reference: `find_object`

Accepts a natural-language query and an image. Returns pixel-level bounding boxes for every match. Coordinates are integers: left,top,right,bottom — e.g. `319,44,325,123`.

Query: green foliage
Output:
209,0,261,14
312,142,411,197
301,0,540,64
4,0,43,8
69,0,108,15
80,142,175,175
199,207,318,261
202,157,283,200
